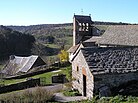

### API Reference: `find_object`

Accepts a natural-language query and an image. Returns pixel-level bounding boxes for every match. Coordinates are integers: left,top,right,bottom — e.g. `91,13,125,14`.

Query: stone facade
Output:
94,72,138,94
72,51,94,99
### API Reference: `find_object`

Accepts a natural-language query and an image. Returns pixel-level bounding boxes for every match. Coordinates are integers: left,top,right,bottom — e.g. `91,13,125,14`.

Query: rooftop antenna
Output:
81,9,83,15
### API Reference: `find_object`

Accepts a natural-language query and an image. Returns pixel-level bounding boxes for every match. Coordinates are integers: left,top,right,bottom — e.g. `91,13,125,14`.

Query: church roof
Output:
96,25,138,46
84,36,102,43
67,44,80,53
81,47,138,75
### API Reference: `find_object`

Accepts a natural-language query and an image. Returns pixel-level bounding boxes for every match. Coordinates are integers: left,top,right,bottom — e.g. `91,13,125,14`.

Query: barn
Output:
2,55,46,75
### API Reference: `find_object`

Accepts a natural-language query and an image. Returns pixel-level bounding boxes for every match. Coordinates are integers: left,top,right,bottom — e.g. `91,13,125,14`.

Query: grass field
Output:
0,65,71,86
45,43,60,49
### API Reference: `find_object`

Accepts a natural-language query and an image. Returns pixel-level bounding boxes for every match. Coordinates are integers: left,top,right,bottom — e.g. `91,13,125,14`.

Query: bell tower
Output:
73,14,93,46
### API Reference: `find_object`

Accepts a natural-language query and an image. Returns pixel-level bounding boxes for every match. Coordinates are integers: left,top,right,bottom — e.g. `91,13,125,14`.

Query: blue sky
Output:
0,0,138,25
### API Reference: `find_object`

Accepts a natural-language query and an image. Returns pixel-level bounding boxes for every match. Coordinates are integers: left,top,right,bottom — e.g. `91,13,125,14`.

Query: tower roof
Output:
74,15,93,23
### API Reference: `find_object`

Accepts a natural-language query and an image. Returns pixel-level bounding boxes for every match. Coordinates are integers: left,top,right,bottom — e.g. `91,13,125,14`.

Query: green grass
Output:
64,37,73,45
69,95,138,103
33,66,71,84
63,89,81,97
54,25,72,29
0,78,25,86
0,64,4,71
0,65,71,86
32,70,59,84
45,43,60,48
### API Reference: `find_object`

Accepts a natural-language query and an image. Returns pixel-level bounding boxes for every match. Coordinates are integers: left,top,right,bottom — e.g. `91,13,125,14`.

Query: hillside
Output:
0,25,35,60
8,23,73,50
8,23,72,34
0,26,57,62
7,21,135,55
8,21,132,50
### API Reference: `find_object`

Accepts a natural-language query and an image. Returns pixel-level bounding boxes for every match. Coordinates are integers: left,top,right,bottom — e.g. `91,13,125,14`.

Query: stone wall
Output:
72,51,94,99
52,74,66,83
4,65,57,80
94,72,138,94
0,78,40,94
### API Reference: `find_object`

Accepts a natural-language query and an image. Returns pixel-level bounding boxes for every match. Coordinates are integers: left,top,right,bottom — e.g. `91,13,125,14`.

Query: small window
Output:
79,23,82,31
86,26,89,31
79,27,82,31
86,23,89,31
77,66,79,71
86,23,89,26
77,80,80,84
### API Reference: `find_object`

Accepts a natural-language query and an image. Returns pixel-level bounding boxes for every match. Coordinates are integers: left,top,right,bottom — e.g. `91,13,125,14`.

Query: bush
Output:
63,89,81,96
0,86,53,103
126,96,138,103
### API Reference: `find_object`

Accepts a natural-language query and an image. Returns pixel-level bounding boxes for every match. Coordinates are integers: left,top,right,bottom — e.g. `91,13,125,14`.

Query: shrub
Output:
33,86,53,102
126,96,138,103
0,86,53,103
63,89,81,96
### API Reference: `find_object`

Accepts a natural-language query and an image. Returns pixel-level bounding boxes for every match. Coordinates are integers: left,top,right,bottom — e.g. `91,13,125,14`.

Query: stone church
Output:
68,15,138,99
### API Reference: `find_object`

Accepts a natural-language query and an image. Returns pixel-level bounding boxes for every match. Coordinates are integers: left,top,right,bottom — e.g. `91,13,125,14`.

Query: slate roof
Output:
84,36,102,43
2,55,44,75
96,25,138,46
67,44,80,53
74,15,93,23
81,47,138,75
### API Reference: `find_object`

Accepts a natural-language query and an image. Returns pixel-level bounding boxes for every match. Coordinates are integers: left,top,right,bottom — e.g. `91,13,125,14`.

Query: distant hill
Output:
7,21,137,52
7,23,72,35
7,21,134,35
8,23,73,51
93,21,133,25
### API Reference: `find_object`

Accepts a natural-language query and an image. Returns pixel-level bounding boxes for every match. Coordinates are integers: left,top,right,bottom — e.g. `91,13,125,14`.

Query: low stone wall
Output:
52,74,66,83
0,78,40,94
4,67,58,80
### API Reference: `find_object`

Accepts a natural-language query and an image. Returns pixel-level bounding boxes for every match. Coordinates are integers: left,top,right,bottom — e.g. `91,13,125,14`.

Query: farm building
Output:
2,55,46,75
68,15,138,99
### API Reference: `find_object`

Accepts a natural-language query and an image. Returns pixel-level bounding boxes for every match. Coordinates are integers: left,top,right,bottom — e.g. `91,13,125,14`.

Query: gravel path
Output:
53,93,87,102
25,84,87,102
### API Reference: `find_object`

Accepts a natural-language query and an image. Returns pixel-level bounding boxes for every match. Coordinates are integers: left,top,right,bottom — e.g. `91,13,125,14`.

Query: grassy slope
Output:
41,25,73,50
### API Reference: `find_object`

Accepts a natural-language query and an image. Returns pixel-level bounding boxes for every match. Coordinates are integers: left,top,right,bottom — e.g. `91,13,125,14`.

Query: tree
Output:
58,50,69,63
0,25,35,60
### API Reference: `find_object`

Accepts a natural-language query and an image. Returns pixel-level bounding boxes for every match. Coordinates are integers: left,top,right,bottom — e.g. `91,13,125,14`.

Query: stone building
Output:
68,14,138,99
2,55,46,75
